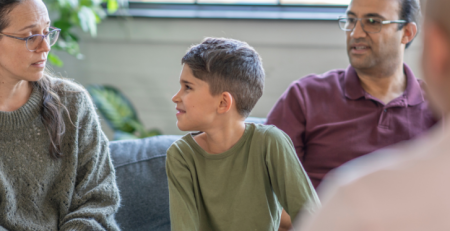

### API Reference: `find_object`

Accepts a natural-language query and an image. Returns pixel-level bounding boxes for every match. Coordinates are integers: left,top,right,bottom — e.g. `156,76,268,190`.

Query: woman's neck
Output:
0,78,32,112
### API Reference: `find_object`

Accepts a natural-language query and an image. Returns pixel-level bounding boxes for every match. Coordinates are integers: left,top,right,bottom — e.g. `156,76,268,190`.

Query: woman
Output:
0,0,120,230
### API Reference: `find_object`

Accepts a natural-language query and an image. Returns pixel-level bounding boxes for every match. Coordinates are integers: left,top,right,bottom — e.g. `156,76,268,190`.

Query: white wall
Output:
54,17,423,138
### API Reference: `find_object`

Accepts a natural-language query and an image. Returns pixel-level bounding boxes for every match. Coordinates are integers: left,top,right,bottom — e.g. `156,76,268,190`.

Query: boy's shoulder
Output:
250,123,291,142
167,133,195,153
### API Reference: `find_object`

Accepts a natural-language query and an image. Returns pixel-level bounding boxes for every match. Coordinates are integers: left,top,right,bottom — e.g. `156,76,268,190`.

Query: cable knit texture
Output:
0,78,121,230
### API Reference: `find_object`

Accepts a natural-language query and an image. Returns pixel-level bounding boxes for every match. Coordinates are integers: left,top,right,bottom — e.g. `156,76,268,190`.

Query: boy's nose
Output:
172,92,180,103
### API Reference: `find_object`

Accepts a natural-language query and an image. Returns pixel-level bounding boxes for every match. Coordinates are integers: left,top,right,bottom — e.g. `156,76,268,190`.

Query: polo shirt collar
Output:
344,64,424,106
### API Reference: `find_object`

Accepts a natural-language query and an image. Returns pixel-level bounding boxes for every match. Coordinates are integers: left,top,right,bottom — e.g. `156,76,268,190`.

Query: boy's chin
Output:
176,122,194,132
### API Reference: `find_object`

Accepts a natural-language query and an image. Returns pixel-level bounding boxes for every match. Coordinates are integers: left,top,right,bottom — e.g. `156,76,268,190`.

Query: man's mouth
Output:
353,46,369,50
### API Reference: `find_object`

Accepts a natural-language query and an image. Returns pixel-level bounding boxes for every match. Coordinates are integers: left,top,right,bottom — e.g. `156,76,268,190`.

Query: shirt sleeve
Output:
166,145,199,231
264,127,320,224
60,90,121,231
266,81,308,160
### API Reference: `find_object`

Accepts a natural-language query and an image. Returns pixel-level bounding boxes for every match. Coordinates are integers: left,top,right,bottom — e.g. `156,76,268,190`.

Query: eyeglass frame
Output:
338,17,407,34
0,27,61,52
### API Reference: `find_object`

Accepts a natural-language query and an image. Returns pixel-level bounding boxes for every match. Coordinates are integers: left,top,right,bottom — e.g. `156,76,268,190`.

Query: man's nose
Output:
350,20,367,38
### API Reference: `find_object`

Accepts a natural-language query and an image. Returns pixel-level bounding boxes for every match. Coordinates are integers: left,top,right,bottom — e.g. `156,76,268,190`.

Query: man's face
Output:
346,0,405,71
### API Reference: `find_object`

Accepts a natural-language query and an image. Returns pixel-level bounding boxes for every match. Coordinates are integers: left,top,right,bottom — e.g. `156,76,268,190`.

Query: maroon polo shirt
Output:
266,64,437,188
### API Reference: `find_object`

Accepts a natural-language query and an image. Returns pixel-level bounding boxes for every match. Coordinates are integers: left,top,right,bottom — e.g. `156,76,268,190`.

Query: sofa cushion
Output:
110,135,182,231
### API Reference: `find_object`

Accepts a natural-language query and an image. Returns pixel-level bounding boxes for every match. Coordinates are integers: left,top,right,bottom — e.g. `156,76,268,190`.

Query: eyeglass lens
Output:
26,30,60,51
339,18,383,33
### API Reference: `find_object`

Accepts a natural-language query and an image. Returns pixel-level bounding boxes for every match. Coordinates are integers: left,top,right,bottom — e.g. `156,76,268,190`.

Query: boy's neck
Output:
194,119,246,154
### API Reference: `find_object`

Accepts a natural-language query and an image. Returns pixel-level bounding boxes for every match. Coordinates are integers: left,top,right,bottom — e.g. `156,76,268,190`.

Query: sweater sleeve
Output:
264,127,320,223
60,90,121,231
166,144,199,231
266,81,308,161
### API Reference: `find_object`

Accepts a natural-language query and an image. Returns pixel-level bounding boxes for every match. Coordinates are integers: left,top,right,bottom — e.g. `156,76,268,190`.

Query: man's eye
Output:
347,18,357,23
365,18,381,24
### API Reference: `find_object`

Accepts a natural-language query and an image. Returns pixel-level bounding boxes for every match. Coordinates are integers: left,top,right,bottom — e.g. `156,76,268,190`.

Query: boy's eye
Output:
185,85,192,90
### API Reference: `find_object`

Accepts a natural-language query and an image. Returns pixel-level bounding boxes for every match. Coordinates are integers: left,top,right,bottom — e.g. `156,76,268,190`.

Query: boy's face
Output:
172,64,222,131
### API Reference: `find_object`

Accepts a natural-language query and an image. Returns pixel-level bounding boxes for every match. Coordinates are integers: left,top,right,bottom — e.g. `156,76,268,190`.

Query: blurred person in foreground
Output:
268,0,438,228
295,0,450,229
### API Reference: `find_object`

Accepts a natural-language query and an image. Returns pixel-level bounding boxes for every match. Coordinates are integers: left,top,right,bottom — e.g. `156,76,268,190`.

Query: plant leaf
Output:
143,129,162,138
107,0,119,14
86,85,143,133
78,6,97,37
48,52,64,67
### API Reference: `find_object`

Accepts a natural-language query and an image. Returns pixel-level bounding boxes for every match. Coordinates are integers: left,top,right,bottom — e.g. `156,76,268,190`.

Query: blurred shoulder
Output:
318,133,440,201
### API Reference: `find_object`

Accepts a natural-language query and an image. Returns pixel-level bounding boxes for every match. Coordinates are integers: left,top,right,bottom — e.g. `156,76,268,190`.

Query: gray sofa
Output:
109,118,266,230
110,135,180,231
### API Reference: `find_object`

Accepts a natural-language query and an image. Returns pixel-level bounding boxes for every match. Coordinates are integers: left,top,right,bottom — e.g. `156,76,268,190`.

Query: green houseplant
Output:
43,0,121,66
87,85,162,140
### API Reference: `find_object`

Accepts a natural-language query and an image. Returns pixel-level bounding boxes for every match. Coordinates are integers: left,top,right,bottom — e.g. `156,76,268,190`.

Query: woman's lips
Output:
31,60,46,68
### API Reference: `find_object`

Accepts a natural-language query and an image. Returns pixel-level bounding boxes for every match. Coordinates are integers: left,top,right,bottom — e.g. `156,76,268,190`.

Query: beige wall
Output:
54,17,423,138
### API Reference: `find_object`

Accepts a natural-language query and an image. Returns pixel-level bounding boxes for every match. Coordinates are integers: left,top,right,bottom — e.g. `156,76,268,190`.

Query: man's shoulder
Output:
285,69,347,97
292,69,346,88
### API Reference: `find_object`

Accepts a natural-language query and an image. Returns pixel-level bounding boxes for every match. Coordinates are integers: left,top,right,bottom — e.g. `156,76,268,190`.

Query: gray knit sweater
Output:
0,79,121,230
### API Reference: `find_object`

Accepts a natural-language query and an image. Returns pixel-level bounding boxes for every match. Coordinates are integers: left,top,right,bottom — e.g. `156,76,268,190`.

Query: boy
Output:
167,37,320,231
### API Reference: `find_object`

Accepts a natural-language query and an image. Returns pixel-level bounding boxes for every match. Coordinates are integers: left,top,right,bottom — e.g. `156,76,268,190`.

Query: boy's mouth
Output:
176,107,186,116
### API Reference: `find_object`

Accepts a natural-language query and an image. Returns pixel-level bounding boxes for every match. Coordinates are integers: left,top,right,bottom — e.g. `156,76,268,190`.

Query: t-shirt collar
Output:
344,64,424,106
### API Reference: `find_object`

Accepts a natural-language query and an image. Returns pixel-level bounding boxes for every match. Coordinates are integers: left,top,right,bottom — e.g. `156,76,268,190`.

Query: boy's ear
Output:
217,92,233,114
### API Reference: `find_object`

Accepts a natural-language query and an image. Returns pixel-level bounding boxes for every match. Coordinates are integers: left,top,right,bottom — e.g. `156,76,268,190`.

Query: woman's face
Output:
0,0,51,83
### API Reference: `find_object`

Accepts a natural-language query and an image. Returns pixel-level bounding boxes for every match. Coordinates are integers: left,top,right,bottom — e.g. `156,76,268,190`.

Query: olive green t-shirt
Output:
166,123,320,231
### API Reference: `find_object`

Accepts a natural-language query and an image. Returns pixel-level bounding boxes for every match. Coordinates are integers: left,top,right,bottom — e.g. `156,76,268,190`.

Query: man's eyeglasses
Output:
338,17,406,33
0,27,61,52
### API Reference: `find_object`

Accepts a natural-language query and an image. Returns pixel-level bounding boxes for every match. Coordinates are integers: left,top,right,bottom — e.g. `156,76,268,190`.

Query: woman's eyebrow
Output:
18,21,50,32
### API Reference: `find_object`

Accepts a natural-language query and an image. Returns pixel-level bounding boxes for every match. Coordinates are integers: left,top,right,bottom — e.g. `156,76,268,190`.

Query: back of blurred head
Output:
422,0,450,116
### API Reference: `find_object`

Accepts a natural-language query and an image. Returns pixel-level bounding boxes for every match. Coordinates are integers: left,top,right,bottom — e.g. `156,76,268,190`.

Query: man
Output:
296,0,450,229
267,0,436,189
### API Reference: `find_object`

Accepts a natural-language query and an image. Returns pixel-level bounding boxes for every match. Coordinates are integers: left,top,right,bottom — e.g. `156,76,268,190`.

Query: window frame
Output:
110,2,349,20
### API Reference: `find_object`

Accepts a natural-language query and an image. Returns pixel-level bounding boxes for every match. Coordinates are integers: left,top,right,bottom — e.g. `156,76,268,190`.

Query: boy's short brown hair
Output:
182,37,265,118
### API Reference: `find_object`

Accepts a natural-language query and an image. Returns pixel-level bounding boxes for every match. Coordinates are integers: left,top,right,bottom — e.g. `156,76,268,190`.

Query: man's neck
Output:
355,63,407,105
0,78,32,112
194,119,246,155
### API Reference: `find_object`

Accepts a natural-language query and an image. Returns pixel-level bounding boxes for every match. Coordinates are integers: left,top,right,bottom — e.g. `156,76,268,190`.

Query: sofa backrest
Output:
110,135,182,231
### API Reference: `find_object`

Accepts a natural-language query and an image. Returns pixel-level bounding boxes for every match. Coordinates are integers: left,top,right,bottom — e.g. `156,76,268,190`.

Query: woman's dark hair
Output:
399,0,422,49
1,0,69,158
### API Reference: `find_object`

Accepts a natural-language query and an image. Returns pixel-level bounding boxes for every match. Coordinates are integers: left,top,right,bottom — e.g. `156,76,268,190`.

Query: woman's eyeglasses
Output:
0,27,61,52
